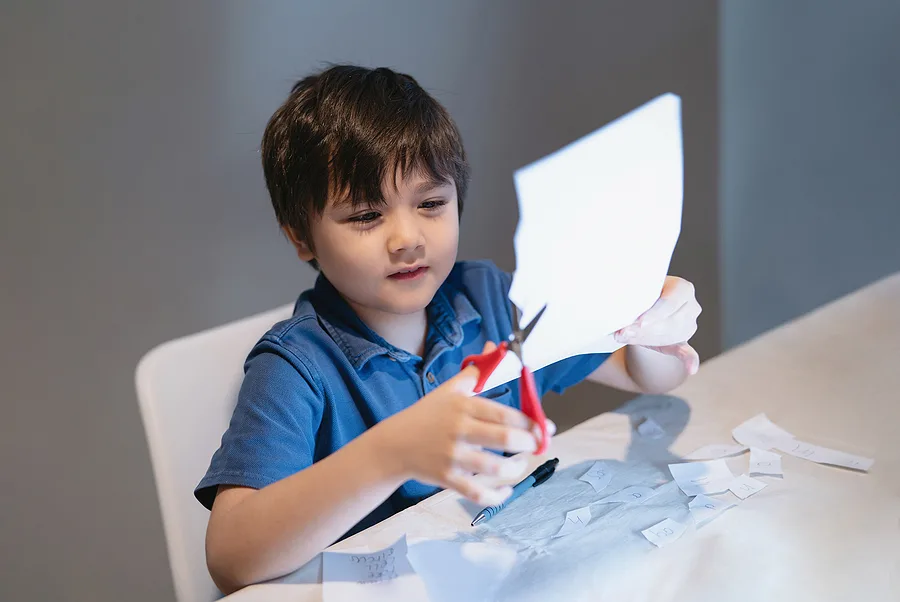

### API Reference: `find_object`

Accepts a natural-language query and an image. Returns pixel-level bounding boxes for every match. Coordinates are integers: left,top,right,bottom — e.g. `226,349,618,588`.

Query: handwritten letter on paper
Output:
553,506,592,538
728,474,767,500
597,485,657,505
322,535,428,602
749,447,783,477
669,459,735,496
775,440,874,472
689,494,736,526
579,461,613,493
642,518,687,548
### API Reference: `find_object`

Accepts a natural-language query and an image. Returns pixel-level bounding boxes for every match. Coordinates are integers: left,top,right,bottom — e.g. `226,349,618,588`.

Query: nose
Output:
386,212,425,256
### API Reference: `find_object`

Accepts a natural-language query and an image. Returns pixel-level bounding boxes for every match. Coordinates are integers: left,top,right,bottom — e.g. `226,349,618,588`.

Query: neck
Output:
348,302,428,357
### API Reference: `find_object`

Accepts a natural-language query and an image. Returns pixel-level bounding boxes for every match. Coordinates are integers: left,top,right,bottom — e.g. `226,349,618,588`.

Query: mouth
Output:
388,266,429,281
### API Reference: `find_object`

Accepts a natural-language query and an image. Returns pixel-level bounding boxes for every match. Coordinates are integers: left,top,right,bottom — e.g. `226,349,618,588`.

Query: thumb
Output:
647,343,700,375
451,341,499,394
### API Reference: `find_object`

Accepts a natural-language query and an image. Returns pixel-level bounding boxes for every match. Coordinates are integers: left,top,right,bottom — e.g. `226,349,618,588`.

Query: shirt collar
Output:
310,273,481,371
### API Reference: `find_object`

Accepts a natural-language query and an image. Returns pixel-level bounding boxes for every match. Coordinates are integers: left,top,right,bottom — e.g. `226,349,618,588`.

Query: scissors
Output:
461,302,550,454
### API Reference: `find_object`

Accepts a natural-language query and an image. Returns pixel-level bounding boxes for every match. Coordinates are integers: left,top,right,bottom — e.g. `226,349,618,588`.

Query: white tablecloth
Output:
226,272,900,601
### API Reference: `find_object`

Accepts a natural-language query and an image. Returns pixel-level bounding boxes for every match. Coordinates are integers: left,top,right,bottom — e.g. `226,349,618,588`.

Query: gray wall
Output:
721,0,900,348
0,2,717,600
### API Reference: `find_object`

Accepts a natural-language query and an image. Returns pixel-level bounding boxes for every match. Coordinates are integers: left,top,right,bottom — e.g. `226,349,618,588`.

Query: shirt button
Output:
426,372,436,383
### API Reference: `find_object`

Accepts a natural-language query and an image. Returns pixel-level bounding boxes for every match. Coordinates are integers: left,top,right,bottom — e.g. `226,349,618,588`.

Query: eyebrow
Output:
414,179,452,195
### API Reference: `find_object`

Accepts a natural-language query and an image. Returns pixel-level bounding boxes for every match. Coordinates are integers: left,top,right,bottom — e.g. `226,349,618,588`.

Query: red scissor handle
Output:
461,342,509,393
461,342,550,455
519,367,549,454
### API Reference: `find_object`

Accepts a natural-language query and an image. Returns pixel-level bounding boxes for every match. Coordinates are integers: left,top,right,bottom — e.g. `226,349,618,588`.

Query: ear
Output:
281,225,316,262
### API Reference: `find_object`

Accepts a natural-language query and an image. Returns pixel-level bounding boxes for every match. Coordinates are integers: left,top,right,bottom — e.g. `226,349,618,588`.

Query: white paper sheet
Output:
728,474,767,500
406,541,517,602
482,93,683,390
689,493,736,526
579,461,613,493
749,447,783,477
641,518,687,548
775,440,874,472
732,413,796,451
553,506,592,538
637,418,666,440
322,535,428,601
684,443,748,461
668,459,735,496
596,485,658,504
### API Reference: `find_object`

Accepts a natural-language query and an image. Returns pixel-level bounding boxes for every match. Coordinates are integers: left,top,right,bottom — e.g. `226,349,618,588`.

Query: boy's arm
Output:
587,276,701,395
206,428,404,594
206,348,542,594
586,345,691,394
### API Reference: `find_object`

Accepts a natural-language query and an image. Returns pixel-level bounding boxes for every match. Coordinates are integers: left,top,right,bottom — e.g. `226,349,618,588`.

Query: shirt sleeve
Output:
492,264,611,397
194,341,324,510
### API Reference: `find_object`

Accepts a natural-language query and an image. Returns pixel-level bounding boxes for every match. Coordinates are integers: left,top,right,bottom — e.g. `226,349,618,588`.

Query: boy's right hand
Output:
370,343,551,507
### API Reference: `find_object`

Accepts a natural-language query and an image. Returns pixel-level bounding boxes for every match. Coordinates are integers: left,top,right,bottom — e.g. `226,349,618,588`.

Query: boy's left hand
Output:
613,276,702,374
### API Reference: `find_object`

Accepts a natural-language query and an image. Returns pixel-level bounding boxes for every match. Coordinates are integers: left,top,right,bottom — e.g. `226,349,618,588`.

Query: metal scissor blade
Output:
510,302,547,346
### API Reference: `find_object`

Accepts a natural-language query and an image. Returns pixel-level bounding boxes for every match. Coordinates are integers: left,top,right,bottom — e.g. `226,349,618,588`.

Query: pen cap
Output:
532,458,559,485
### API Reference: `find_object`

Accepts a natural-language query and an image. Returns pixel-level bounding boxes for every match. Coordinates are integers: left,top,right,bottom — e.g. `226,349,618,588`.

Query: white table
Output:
226,272,900,601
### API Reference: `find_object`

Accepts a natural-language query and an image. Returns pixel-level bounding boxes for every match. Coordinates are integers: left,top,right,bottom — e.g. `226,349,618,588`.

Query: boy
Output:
196,65,701,594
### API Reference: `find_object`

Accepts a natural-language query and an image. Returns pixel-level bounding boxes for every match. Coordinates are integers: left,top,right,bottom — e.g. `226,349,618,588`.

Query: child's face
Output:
297,170,460,318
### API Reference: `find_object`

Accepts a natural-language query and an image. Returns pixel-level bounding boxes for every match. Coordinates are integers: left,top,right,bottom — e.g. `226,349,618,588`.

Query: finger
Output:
449,340,500,394
462,418,538,453
638,278,695,327
455,446,529,479
617,300,699,346
646,343,700,375
444,471,513,506
467,396,535,430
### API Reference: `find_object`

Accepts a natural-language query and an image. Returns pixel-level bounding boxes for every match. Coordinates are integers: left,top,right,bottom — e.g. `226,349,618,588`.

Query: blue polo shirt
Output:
195,260,609,538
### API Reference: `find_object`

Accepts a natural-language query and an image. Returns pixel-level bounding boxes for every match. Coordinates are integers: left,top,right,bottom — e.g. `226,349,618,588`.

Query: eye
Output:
420,199,448,211
348,211,381,224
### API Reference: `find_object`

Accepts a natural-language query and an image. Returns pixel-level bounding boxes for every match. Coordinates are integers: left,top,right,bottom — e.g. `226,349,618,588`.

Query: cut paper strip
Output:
775,440,874,472
637,418,666,440
579,461,613,493
553,506,592,538
749,447,783,477
728,474,767,500
597,485,657,505
322,535,429,601
669,459,736,496
641,518,687,548
732,413,795,451
684,443,748,461
689,494,736,526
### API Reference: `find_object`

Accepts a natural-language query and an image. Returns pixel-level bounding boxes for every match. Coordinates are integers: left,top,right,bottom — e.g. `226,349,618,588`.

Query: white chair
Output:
135,304,294,602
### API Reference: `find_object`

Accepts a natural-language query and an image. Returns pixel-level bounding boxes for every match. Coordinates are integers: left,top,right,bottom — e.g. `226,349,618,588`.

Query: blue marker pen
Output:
471,458,559,526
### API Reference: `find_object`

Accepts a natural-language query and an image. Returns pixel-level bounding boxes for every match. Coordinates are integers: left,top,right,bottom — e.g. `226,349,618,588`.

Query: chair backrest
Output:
135,304,294,602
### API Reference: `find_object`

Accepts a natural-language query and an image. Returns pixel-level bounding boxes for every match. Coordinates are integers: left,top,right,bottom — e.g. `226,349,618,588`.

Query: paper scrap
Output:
689,494,736,526
553,506,592,538
579,461,613,493
669,459,735,496
482,93,684,390
775,440,874,472
732,413,795,451
637,418,666,440
749,447,783,477
641,518,687,548
407,541,517,602
684,443,748,461
322,535,428,601
597,485,657,505
728,474,767,500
